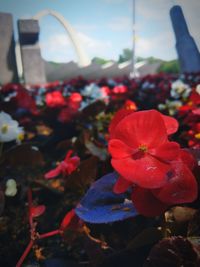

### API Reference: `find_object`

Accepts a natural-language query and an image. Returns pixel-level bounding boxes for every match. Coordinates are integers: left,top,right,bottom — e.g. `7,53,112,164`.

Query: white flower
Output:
158,100,182,116
0,111,24,143
171,80,191,99
196,84,200,95
82,83,106,100
5,179,17,197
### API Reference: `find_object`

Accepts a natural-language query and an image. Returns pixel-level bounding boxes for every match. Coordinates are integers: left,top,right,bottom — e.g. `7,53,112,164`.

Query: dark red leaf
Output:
30,205,46,218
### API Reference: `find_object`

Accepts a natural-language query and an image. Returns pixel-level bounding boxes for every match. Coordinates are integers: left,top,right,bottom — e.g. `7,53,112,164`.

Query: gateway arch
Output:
33,10,91,67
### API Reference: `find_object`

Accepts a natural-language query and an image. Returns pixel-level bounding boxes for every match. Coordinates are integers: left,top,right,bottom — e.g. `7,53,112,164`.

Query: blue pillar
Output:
170,5,200,73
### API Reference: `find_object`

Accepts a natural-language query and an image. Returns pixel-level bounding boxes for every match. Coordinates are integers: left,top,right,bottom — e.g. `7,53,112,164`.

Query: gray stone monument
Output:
18,19,46,84
0,13,18,84
170,5,200,73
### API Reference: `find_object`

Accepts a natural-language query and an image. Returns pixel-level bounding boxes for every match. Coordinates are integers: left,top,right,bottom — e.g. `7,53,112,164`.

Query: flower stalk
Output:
16,188,62,267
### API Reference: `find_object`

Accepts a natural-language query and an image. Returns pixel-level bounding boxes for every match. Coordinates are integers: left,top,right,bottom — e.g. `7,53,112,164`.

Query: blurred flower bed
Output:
0,73,200,267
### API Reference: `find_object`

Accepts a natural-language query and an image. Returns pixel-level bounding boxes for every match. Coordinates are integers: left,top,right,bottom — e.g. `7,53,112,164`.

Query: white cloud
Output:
78,32,112,50
135,31,177,60
137,0,171,21
103,0,128,4
74,24,98,32
40,32,112,62
108,17,132,31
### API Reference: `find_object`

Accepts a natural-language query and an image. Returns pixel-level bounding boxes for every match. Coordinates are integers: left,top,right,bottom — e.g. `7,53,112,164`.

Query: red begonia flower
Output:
109,108,178,139
132,158,197,217
192,108,200,116
130,161,197,217
190,90,200,106
109,108,135,139
15,89,39,115
161,114,179,135
153,161,198,205
113,85,127,94
131,186,169,217
113,175,132,194
179,149,196,170
100,86,111,96
45,91,66,108
45,150,80,179
109,100,137,139
69,92,82,103
108,110,180,188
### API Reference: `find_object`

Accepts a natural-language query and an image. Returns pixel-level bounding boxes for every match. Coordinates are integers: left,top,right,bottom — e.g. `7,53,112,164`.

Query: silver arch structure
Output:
33,9,91,67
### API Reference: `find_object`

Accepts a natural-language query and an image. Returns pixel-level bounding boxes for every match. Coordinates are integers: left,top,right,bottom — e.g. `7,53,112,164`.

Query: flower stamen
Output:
139,144,148,152
1,124,8,134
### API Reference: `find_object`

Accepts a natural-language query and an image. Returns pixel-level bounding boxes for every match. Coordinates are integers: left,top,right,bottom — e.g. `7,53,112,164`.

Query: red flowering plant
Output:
110,84,128,101
44,150,80,179
45,90,66,108
177,85,200,149
16,188,82,267
108,109,198,217
57,92,82,123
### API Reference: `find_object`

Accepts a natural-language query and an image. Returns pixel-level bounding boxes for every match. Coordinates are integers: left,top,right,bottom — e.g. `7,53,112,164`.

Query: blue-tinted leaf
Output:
75,172,137,223
44,258,79,267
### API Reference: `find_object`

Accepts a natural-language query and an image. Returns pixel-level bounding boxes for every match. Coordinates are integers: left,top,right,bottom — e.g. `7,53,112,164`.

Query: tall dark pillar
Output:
0,13,18,84
18,19,46,84
170,5,200,73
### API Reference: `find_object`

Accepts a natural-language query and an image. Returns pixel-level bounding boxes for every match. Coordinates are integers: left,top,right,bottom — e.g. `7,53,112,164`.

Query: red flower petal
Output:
61,156,80,175
192,108,200,116
131,187,169,217
180,149,196,170
153,162,198,205
108,139,135,159
113,176,132,194
64,150,73,160
68,156,80,167
162,115,179,135
44,165,62,179
111,154,170,189
113,110,168,148
109,108,134,138
45,91,66,108
150,141,180,161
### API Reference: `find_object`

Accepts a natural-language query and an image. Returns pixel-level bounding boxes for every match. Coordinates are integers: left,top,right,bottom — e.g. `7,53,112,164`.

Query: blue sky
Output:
0,0,200,63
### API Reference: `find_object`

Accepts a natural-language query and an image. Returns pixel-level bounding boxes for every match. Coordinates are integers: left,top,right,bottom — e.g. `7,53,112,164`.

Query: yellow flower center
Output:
1,124,8,134
17,133,24,142
139,144,148,152
195,133,200,139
